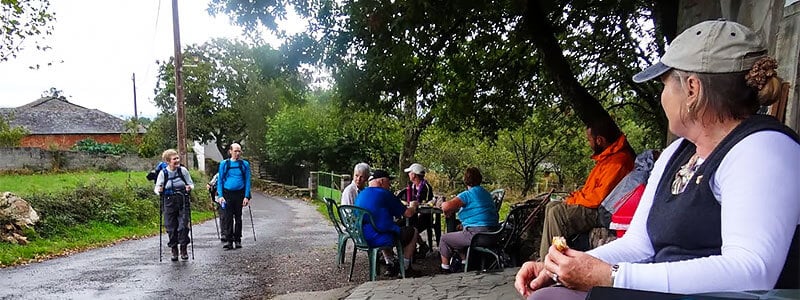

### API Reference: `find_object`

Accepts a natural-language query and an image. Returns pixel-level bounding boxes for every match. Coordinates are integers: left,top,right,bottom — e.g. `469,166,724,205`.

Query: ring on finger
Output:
550,272,559,283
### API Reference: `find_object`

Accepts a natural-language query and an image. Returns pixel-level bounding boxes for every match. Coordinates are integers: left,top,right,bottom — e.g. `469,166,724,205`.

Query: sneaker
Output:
439,266,453,274
223,242,233,250
180,245,189,260
170,247,179,261
450,257,464,272
234,242,242,249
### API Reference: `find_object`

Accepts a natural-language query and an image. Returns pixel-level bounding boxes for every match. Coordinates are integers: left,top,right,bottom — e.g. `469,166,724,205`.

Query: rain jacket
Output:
565,135,635,208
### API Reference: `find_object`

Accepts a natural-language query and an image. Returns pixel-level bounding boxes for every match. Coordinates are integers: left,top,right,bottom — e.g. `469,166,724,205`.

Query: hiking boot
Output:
401,266,421,278
180,245,189,260
234,242,242,249
223,241,233,250
418,242,430,255
170,247,179,261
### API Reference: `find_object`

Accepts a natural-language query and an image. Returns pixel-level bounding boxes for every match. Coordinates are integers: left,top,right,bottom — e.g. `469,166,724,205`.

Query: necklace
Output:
671,154,702,195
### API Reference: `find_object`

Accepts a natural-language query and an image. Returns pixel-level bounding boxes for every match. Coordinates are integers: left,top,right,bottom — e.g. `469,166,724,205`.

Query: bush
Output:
72,139,129,155
26,182,156,237
23,172,211,238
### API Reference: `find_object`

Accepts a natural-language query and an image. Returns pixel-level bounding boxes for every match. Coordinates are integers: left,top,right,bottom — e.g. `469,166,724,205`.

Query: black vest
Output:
648,115,800,263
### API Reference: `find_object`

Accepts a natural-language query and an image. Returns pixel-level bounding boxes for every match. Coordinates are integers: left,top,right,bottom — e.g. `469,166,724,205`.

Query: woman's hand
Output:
543,246,613,291
514,261,555,298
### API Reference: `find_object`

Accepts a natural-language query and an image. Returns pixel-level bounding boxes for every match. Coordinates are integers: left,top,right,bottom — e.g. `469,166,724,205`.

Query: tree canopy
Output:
0,0,55,62
153,39,305,156
211,0,677,173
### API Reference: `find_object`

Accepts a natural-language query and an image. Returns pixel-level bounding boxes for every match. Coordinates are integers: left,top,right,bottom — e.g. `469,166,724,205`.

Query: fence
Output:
309,171,346,202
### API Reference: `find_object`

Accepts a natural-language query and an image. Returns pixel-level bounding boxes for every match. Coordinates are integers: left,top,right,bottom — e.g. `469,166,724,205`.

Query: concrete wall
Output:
679,0,800,132
0,147,157,172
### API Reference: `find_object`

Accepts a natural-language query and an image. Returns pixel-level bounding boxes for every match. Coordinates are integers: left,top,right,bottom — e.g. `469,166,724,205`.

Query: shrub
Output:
26,176,210,238
72,139,129,155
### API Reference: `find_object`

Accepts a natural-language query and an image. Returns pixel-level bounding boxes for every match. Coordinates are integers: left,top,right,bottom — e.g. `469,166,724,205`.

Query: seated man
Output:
538,120,635,261
341,162,370,206
354,169,420,276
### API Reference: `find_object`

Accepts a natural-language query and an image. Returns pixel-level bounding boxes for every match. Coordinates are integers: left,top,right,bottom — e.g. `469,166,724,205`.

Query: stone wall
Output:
0,147,157,172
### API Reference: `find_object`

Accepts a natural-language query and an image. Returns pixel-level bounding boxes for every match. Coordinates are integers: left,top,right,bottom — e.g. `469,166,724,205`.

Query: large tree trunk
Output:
521,0,620,132
397,96,434,187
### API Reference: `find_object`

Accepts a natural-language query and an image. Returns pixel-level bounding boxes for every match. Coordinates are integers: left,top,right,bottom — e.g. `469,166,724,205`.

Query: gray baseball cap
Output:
633,19,767,83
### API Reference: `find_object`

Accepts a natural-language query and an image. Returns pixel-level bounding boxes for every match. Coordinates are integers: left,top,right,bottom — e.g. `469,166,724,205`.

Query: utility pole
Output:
171,0,187,164
131,73,138,123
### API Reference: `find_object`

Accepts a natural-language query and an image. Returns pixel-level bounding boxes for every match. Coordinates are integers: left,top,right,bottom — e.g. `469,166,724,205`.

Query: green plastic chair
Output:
337,205,406,281
323,197,350,268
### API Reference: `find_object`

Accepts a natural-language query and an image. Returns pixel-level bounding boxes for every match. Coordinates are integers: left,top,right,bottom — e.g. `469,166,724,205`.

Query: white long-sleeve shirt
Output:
588,131,800,294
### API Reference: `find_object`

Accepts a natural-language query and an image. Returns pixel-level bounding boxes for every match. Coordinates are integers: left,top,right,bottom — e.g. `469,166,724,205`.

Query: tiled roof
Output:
0,97,146,134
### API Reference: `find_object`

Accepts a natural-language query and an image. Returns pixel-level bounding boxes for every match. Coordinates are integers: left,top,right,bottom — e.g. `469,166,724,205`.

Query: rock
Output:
1,192,40,244
1,192,39,226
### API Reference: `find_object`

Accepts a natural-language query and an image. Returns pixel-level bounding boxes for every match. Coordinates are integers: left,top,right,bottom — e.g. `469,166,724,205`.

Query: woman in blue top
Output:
439,167,500,272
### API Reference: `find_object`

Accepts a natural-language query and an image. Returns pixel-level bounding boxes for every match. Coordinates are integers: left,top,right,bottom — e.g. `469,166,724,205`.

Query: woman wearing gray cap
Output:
515,19,800,299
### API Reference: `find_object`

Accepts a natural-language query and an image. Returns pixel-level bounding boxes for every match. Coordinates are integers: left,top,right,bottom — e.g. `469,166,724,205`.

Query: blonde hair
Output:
161,149,178,162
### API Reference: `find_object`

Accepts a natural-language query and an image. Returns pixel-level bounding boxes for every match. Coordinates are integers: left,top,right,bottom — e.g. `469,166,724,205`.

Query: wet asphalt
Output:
0,192,338,300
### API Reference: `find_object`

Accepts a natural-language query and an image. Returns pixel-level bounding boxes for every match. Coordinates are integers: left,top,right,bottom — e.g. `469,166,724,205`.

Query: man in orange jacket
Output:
538,121,635,260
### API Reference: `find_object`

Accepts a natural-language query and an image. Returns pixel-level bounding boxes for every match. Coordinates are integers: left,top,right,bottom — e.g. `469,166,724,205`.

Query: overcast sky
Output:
0,1,298,119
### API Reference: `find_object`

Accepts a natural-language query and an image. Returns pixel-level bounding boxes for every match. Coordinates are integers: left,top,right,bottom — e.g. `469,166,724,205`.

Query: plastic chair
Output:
323,197,350,268
337,205,406,281
490,189,506,212
464,193,550,272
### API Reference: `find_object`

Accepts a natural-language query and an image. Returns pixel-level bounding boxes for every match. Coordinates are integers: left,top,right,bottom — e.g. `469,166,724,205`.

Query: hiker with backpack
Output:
216,143,251,250
153,149,195,261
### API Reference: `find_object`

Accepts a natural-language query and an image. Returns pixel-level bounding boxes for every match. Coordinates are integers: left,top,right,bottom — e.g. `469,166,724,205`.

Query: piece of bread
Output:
552,236,568,252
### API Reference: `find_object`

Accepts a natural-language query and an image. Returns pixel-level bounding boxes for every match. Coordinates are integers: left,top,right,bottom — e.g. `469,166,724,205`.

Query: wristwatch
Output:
610,264,620,286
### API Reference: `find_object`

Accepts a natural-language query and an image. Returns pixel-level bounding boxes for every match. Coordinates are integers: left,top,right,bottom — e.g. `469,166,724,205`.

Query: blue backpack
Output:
146,162,168,182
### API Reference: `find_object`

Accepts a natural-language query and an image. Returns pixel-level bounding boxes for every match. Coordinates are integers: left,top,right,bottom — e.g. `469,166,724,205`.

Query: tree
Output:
138,113,176,158
40,87,66,99
1,0,55,62
264,92,403,181
211,0,676,176
153,39,304,156
495,105,570,197
0,115,29,147
416,126,488,188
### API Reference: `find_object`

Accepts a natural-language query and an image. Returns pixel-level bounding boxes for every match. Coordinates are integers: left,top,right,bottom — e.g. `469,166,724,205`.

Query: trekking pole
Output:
210,192,220,239
248,204,256,241
186,192,195,260
159,192,164,263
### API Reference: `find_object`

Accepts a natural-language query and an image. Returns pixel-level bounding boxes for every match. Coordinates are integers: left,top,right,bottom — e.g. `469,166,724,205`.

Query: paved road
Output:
0,192,338,300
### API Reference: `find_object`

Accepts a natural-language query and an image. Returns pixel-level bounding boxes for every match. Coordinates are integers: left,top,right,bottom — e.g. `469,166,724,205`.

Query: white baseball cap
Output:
633,19,767,83
403,163,426,175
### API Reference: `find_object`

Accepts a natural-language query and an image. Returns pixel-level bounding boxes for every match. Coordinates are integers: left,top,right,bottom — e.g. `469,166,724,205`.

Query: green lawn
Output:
0,171,151,196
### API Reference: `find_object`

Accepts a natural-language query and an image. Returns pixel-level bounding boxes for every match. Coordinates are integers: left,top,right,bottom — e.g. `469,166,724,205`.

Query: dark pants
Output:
163,193,191,248
222,189,245,243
